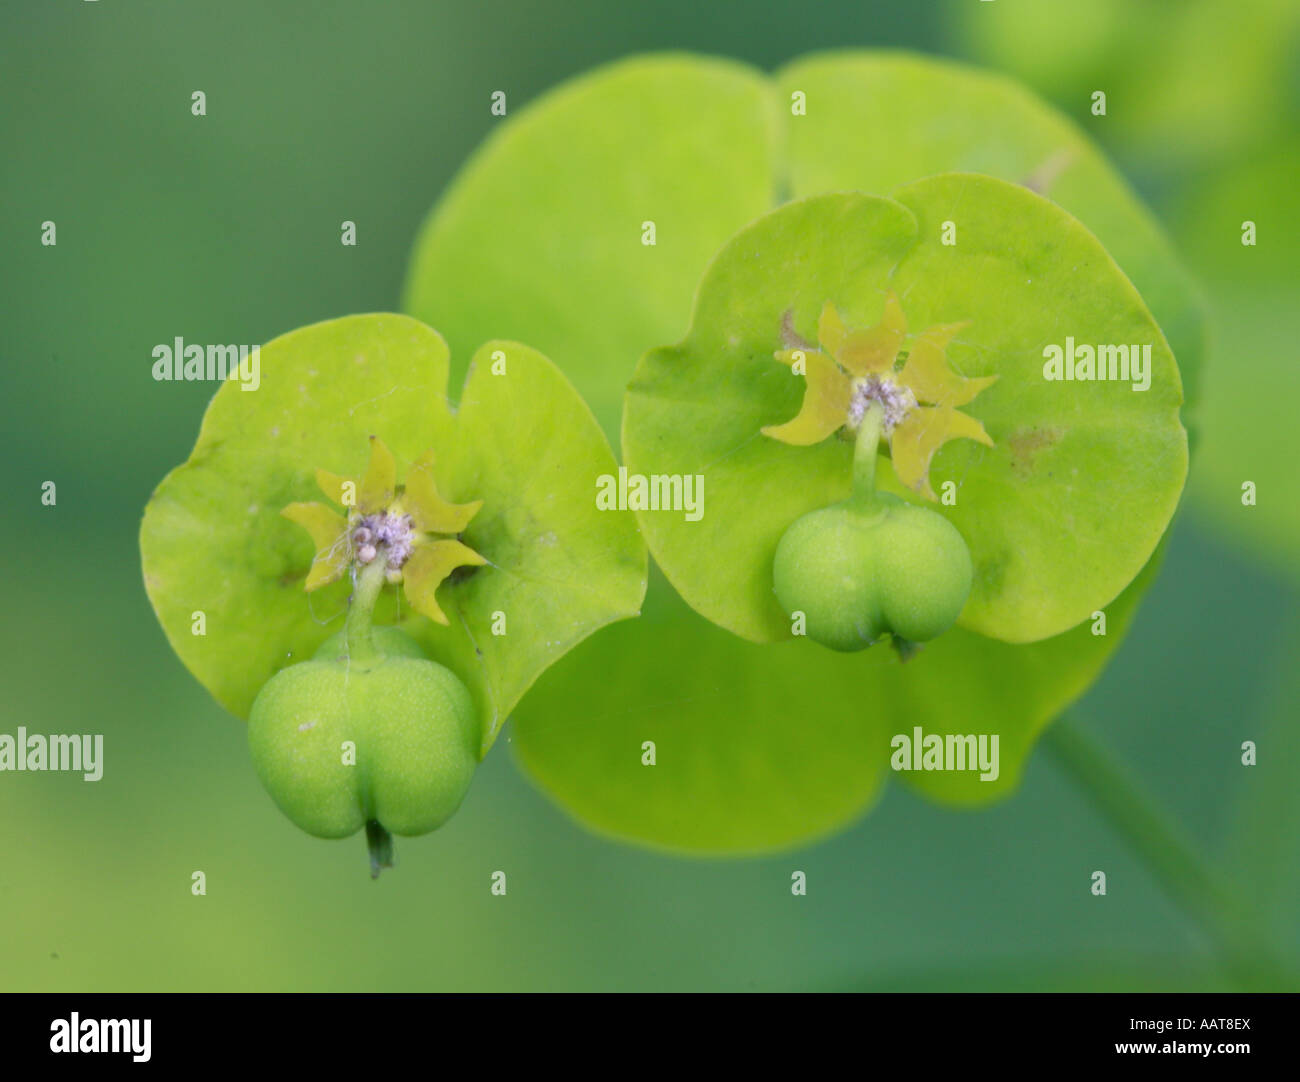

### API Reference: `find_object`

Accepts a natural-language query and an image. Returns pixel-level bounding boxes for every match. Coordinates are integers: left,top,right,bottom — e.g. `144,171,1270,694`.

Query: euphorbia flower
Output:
762,293,998,500
281,436,485,624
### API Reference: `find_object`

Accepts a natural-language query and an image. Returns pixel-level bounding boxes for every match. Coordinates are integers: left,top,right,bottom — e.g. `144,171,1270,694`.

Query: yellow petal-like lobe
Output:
281,502,350,590
889,406,994,501
404,450,483,534
314,469,354,509
403,539,488,625
761,349,853,446
816,302,849,357
898,322,997,407
835,293,907,377
358,435,396,513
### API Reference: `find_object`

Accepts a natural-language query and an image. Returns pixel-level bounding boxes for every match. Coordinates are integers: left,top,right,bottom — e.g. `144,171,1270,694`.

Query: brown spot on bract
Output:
1006,426,1065,479
779,308,816,351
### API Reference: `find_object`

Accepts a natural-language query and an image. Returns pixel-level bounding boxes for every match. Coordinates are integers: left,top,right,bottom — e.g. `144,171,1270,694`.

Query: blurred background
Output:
1,0,1296,990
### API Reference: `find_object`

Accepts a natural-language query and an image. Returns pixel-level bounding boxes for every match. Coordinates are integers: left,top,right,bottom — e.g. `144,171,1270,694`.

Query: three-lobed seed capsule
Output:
772,493,973,652
247,628,479,843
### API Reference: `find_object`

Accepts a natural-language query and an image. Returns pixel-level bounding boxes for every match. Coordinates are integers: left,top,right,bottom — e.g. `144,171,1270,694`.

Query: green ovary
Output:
773,493,973,652
246,628,479,840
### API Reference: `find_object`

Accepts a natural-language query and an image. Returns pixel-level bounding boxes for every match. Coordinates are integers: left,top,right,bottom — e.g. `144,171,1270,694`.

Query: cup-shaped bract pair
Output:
624,183,1187,653
405,52,1200,852
140,314,646,867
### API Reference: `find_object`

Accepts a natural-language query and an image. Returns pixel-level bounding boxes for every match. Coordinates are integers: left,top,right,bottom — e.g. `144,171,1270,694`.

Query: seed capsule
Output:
247,628,479,841
772,494,972,652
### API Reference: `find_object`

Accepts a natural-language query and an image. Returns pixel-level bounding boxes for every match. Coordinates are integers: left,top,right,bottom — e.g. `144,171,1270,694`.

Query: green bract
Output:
404,55,777,438
515,551,1160,853
403,51,1202,852
140,313,647,758
406,51,1205,437
773,52,1205,414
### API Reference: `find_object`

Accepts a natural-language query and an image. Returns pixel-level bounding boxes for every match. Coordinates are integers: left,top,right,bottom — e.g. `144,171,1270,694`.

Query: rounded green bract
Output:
247,630,479,839
773,495,973,652
403,51,1203,851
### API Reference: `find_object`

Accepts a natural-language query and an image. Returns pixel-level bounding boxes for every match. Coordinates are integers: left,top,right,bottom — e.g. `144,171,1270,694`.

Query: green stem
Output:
345,555,388,663
852,401,884,502
351,560,395,878
365,819,394,879
1047,713,1292,989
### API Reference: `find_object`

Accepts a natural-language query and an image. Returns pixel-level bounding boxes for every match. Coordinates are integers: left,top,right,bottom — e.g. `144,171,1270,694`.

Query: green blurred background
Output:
2,0,1296,990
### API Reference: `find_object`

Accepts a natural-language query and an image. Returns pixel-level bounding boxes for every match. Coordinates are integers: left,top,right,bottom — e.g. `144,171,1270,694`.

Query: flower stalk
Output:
852,401,884,503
